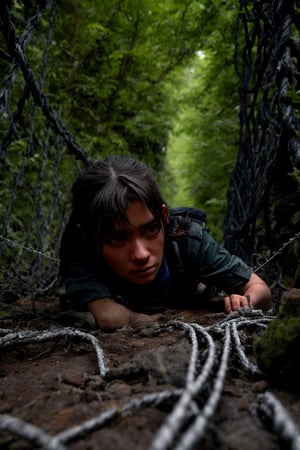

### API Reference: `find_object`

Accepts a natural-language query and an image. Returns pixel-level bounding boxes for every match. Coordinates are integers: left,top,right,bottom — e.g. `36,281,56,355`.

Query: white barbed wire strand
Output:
148,322,216,450
173,324,231,450
219,312,273,377
172,320,199,385
0,322,197,446
2,311,296,450
0,391,183,448
233,316,273,330
207,311,273,382
257,392,300,450
56,389,183,445
0,414,65,450
0,234,60,263
149,314,274,450
0,325,182,447
0,322,197,447
205,308,275,331
55,408,120,445
207,311,275,374
230,320,265,376
0,328,107,377
0,328,13,336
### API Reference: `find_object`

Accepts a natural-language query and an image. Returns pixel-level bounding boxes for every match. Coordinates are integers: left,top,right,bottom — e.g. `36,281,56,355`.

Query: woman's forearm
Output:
88,297,160,331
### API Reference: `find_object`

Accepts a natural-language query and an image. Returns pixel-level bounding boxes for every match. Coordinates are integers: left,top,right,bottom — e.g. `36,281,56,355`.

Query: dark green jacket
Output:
60,219,252,312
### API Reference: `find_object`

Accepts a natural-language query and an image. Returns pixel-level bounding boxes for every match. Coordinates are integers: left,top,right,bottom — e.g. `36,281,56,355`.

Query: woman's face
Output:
102,201,167,285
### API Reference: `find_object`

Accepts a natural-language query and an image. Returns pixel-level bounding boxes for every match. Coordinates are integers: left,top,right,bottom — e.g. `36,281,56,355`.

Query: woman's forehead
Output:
113,201,155,230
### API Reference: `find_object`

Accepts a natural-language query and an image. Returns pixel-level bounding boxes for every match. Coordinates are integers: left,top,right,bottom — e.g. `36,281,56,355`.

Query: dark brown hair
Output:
70,155,167,250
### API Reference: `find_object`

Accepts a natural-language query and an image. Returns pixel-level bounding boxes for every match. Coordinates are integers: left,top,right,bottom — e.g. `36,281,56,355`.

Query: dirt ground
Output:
0,295,300,450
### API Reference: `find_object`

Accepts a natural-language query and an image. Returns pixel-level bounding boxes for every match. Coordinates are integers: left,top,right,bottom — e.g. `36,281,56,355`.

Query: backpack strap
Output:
171,240,186,281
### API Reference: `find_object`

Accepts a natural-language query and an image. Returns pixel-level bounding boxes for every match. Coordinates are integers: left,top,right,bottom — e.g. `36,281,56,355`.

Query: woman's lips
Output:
132,266,156,276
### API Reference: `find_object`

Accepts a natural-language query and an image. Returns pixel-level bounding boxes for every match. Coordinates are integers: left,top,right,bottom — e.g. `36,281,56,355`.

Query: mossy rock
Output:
253,289,300,389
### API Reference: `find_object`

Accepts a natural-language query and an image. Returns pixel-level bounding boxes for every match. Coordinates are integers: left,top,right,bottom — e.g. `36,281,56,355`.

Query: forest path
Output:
0,296,299,450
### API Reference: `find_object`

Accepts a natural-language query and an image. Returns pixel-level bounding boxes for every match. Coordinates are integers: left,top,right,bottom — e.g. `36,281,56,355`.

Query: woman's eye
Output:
105,233,126,245
146,221,161,235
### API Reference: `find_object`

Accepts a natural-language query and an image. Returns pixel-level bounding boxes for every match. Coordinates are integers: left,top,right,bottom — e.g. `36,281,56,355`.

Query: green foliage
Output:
0,0,241,286
45,0,206,167
163,1,240,240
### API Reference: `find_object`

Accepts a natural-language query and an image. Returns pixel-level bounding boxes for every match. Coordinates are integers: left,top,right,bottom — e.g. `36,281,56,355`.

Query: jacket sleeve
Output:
184,222,253,292
59,220,113,307
64,263,113,306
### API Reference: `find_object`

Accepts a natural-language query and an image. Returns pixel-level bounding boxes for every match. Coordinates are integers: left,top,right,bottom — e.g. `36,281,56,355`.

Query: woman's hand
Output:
224,273,272,314
88,297,161,331
224,294,251,314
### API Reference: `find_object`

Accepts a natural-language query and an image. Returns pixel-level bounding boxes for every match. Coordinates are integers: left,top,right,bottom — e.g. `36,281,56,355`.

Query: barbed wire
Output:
253,230,300,273
256,392,300,450
0,234,60,263
1,226,300,275
224,0,300,261
1,0,299,297
1,312,299,449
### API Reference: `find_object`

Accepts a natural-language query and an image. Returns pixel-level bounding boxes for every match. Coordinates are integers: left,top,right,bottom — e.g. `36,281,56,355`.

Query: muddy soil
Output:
0,295,300,450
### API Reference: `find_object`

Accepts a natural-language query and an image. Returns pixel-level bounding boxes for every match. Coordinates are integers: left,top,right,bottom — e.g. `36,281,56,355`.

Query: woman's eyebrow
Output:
140,218,160,230
113,217,159,232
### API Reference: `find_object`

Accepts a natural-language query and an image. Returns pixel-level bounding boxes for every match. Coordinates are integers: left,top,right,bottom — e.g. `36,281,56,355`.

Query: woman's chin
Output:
127,267,158,285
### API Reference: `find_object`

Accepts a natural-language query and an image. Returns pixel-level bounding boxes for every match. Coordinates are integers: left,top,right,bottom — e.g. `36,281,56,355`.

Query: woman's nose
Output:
131,239,150,261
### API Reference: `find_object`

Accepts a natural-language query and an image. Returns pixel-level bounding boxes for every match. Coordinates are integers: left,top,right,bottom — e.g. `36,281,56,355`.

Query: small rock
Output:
252,380,269,393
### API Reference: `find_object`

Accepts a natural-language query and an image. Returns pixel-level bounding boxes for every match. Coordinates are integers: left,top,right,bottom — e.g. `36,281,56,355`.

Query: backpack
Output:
168,206,208,285
170,206,208,230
